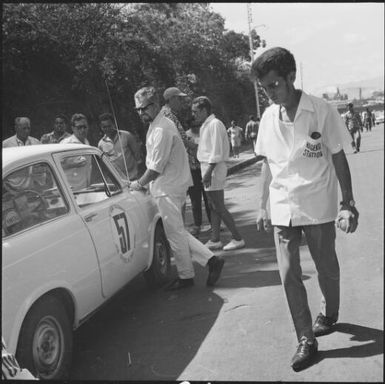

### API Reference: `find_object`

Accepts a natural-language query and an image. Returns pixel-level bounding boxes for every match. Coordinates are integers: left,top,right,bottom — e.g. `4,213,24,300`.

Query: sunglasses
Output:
135,102,154,113
258,80,281,93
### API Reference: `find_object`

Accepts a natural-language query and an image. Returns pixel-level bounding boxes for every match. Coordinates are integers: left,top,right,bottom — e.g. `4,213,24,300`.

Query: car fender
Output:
144,213,164,271
6,281,77,355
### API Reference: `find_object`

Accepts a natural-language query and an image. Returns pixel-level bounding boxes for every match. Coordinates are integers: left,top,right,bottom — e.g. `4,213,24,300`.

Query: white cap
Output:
163,87,187,101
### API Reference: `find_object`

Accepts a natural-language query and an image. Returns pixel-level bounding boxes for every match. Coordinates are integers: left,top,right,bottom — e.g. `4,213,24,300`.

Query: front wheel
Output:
144,222,172,287
16,295,73,380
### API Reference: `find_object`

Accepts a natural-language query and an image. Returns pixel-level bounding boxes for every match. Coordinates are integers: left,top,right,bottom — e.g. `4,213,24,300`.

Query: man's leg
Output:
302,222,340,323
188,169,203,227
274,225,314,341
206,190,242,242
156,195,194,279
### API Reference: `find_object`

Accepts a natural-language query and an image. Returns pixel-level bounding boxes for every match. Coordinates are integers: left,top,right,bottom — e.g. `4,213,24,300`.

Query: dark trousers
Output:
187,168,211,227
274,221,340,341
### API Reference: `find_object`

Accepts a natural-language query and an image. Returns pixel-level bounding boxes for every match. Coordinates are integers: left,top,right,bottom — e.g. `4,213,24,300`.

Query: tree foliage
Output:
2,3,269,144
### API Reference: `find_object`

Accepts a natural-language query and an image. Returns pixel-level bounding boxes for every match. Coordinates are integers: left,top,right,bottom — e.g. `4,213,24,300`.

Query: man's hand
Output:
202,171,212,189
256,208,272,232
129,180,145,191
335,206,359,233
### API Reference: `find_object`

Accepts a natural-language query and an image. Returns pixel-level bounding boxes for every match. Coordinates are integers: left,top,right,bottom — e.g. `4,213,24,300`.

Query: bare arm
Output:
332,149,359,233
256,157,273,231
129,168,159,190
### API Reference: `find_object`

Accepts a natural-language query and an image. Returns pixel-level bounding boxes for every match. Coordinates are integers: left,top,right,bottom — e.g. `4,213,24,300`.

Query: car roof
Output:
2,144,99,171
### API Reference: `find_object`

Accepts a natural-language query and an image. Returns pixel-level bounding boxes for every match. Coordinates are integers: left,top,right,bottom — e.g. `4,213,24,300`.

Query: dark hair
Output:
71,113,87,127
347,103,353,108
55,114,68,124
98,112,114,124
252,47,296,80
192,96,212,115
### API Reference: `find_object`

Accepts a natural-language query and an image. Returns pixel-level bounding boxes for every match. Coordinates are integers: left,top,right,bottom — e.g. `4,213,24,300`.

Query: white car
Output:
2,144,172,380
375,110,384,125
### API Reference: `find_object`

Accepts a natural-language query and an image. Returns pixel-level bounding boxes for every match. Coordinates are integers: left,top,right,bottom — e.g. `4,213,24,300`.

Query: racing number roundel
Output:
109,205,134,262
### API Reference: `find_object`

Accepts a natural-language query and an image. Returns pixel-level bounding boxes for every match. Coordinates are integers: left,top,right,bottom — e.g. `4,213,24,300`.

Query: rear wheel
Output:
144,222,172,287
16,295,73,380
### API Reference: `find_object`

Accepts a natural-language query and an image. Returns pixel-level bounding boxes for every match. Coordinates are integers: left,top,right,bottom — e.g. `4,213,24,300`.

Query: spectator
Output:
363,107,373,132
245,114,260,154
344,103,363,153
252,47,359,372
227,120,243,158
61,113,90,145
40,114,71,143
130,86,225,290
186,121,212,236
192,96,245,251
3,117,40,148
97,112,142,180
60,113,92,191
161,87,200,225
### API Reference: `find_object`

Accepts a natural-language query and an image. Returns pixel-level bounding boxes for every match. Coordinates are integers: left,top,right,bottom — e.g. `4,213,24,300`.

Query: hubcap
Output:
155,238,167,274
32,315,64,379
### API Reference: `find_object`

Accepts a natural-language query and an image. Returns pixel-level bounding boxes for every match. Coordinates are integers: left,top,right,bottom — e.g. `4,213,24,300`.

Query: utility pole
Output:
247,3,260,119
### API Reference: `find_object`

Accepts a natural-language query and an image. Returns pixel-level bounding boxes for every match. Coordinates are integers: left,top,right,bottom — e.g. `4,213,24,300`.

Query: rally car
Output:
2,144,172,379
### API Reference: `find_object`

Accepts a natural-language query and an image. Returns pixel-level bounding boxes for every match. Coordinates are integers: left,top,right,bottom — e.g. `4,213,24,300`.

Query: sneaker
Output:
205,240,223,250
312,313,336,337
223,238,245,251
206,256,225,286
291,337,318,372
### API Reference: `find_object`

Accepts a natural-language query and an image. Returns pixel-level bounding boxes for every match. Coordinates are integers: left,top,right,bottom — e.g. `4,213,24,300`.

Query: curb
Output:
227,155,265,176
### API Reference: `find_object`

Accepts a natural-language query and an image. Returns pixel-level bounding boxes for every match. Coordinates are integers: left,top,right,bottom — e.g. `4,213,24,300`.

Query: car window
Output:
2,162,69,237
61,154,122,208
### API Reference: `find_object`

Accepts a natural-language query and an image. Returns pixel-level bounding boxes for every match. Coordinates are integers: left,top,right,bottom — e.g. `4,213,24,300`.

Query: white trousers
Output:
155,194,214,279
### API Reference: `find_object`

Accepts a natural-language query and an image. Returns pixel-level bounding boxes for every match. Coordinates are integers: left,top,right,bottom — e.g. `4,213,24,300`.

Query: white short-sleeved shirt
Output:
98,131,140,180
197,114,230,164
146,112,192,197
255,91,352,226
2,135,40,148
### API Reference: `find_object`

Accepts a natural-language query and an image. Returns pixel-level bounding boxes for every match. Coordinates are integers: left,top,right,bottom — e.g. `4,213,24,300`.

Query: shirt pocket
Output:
301,135,324,159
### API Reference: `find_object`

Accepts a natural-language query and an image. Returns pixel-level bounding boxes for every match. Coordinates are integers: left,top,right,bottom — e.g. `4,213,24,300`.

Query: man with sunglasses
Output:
252,47,359,371
131,86,225,291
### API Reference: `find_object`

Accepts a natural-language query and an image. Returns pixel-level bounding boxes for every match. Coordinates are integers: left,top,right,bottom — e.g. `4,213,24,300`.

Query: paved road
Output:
70,124,383,381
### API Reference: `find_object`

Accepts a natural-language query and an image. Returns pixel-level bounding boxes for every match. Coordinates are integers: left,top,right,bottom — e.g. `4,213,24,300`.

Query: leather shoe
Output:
164,278,194,291
312,313,336,336
291,337,318,372
206,256,225,286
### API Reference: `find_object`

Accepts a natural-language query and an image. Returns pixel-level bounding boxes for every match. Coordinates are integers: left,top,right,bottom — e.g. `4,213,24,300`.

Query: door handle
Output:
84,213,98,222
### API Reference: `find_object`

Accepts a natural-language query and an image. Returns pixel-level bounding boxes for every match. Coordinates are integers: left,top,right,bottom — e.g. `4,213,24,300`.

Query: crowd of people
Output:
2,46,362,373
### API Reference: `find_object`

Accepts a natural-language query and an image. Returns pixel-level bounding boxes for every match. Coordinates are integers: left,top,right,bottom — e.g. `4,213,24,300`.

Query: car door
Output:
55,151,148,298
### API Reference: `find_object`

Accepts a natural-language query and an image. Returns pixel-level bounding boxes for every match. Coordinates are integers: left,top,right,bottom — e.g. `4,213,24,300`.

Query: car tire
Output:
144,222,172,287
16,295,73,380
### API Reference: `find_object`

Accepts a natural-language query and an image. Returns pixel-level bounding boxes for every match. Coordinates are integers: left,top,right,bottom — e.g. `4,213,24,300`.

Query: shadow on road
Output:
316,323,384,361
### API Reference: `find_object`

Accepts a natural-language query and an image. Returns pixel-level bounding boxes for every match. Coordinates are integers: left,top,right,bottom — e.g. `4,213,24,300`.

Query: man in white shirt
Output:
97,112,142,180
252,47,359,371
192,96,245,251
2,117,41,147
61,113,91,190
131,86,225,290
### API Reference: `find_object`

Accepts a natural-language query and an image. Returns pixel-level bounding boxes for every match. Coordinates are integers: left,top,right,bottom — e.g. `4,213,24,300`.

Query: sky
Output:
210,2,384,94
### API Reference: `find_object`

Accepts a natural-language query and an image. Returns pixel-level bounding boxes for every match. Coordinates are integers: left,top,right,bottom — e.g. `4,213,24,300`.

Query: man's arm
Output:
332,149,359,233
256,157,272,231
129,169,159,190
202,163,216,188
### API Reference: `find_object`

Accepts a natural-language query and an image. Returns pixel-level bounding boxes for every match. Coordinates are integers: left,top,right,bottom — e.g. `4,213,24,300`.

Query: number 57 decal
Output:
113,212,130,254
110,206,134,262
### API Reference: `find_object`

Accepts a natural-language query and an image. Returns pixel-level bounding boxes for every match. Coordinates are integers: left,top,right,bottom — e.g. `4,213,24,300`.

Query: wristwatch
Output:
340,199,355,208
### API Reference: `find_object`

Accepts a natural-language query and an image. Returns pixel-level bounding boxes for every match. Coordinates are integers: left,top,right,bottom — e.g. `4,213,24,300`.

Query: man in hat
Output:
131,86,225,290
